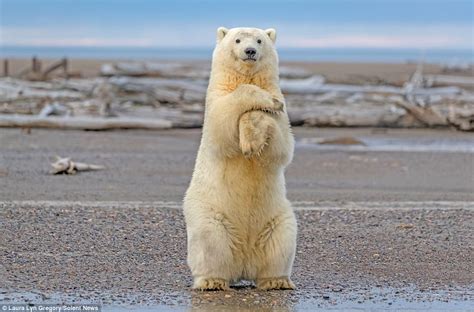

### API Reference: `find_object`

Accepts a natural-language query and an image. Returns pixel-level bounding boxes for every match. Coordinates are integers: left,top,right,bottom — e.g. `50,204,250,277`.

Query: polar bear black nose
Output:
245,48,257,57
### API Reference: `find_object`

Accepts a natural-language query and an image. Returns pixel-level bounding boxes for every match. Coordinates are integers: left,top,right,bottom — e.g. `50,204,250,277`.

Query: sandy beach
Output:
1,127,473,311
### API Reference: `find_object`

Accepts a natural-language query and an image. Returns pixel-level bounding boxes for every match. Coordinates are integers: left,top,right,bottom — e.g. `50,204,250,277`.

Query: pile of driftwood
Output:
0,61,473,130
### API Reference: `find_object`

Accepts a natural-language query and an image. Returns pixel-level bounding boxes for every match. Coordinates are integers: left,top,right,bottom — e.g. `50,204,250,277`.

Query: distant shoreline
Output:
1,46,472,64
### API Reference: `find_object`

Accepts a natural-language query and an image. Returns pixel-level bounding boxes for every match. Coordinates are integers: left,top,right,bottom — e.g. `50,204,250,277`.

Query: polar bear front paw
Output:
240,135,267,159
256,277,296,290
271,98,284,113
193,277,230,291
260,98,284,114
239,111,271,158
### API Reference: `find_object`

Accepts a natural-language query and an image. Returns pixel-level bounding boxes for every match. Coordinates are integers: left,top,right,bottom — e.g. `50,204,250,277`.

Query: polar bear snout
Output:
234,35,262,62
244,47,257,61
236,40,260,62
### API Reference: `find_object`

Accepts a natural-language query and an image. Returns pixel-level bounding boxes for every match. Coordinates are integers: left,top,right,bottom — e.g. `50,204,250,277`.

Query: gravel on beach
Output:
1,201,473,309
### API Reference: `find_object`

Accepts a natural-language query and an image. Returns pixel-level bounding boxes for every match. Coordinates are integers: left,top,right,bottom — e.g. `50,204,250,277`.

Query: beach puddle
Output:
297,136,474,153
2,286,473,312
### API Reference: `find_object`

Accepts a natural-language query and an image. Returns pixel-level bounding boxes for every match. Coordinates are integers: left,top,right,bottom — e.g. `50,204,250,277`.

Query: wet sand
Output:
0,127,473,202
0,127,473,310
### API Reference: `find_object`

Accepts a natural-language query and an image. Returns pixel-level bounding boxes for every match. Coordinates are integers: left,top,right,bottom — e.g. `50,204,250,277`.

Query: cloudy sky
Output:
1,0,472,49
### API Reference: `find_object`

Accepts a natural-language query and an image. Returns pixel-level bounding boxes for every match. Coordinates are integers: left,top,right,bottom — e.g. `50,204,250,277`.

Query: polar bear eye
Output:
257,39,262,44
235,39,241,44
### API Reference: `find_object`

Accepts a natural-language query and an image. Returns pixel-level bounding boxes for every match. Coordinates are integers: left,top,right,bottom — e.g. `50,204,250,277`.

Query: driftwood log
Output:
0,115,172,130
393,99,447,127
280,76,462,96
425,75,474,87
448,106,474,131
109,76,207,104
288,105,419,128
51,156,104,174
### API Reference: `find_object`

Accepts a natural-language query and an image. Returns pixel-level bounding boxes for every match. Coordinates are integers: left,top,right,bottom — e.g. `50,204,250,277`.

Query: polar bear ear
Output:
265,28,277,43
216,27,229,43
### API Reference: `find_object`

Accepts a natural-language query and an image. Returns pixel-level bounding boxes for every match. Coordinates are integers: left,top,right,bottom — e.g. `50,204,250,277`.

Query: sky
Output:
0,0,472,49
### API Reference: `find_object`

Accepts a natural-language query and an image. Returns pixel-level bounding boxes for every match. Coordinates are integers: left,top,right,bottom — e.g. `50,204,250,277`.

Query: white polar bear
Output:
183,27,296,291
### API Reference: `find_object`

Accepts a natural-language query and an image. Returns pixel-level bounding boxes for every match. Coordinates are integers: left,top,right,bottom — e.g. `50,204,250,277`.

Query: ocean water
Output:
1,46,472,63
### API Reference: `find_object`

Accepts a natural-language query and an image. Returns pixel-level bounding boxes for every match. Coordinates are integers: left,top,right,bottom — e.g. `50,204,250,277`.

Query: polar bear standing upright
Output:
183,27,296,291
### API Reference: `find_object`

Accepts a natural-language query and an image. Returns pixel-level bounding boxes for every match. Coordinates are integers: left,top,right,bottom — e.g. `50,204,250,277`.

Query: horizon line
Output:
2,45,472,51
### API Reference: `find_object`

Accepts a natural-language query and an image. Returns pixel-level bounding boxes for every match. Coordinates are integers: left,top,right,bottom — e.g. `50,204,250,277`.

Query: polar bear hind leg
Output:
255,213,297,290
187,210,243,290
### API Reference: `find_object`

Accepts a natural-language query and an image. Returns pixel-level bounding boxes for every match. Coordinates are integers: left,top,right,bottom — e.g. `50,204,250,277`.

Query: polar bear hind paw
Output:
193,277,230,291
256,277,295,290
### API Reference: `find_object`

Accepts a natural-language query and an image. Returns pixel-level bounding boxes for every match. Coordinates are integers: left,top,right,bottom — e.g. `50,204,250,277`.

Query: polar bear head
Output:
213,27,278,74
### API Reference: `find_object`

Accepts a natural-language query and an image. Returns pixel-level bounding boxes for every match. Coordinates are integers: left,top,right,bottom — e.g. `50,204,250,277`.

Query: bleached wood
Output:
425,75,474,87
280,76,462,96
394,99,447,127
0,115,173,130
447,106,474,131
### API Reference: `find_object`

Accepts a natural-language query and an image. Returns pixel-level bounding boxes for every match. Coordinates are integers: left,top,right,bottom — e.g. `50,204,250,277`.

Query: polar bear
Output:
183,27,296,291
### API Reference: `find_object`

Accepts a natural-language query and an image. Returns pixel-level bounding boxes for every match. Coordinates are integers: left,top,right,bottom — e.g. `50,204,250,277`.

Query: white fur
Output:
183,27,296,291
